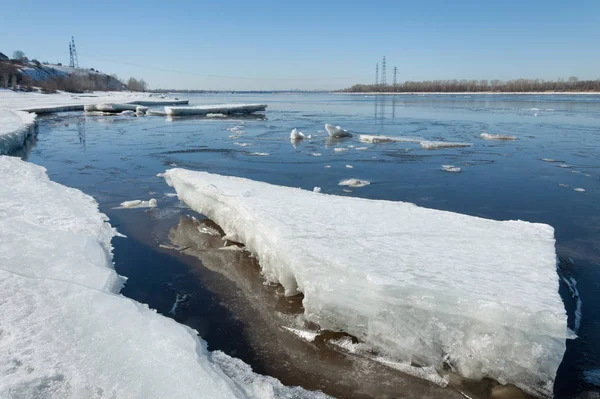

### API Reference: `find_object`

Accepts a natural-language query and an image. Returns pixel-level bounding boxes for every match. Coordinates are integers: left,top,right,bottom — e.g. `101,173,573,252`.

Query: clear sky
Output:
1,0,599,90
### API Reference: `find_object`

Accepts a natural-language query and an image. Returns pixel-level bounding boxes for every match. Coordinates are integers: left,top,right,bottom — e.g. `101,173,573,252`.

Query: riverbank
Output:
337,91,600,95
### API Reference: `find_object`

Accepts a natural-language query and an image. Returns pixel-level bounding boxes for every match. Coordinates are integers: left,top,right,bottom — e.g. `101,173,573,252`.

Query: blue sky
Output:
1,0,598,90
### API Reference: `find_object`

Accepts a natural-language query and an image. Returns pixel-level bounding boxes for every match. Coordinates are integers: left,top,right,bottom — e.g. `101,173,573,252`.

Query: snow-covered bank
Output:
164,169,568,398
0,157,326,399
0,89,186,113
0,109,37,155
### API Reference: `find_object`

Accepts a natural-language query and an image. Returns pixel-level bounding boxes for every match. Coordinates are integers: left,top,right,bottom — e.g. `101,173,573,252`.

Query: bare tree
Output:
12,50,25,60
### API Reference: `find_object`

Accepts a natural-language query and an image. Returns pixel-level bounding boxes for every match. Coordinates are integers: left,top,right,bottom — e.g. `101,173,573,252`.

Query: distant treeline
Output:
342,78,600,93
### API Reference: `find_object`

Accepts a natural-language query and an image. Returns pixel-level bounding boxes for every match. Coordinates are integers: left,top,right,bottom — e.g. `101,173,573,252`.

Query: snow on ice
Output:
0,109,37,155
0,157,327,399
164,169,568,397
325,124,352,138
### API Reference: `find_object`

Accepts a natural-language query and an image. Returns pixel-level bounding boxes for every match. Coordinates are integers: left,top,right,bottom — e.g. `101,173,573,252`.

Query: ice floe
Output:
165,104,267,116
290,128,305,141
441,165,461,173
118,198,158,209
359,134,421,144
480,133,517,141
420,141,472,149
325,124,352,138
334,148,348,153
574,188,585,192
338,178,370,188
163,170,568,397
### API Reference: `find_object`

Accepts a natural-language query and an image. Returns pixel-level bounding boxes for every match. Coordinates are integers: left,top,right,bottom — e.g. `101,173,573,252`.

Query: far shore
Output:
336,91,600,95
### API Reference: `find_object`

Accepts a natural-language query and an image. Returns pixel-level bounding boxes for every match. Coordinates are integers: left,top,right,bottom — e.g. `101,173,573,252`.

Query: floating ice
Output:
334,148,348,153
574,188,585,192
146,109,168,116
324,165,331,168
283,327,319,342
233,142,251,147
345,165,353,169
84,103,145,113
338,178,370,188
121,110,135,116
0,156,327,399
441,165,461,173
420,141,472,149
541,158,560,163
355,147,368,150
359,135,421,144
290,128,305,141
249,152,269,156
207,113,227,118
311,153,322,157
163,170,568,397
559,164,571,168
480,133,517,141
325,124,352,138
165,104,267,116
118,198,158,209
313,187,322,193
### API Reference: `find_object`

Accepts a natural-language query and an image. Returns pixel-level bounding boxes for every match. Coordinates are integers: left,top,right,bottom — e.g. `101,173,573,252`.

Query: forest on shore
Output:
341,77,600,93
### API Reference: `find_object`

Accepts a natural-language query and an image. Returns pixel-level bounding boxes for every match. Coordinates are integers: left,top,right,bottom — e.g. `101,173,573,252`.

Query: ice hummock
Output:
325,124,352,138
0,157,327,399
164,169,568,397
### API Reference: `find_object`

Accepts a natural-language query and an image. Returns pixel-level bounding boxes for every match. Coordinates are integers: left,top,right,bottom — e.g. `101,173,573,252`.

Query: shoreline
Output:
335,91,600,95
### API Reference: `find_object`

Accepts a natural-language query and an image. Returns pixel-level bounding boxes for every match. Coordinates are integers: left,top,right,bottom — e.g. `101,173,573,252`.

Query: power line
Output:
69,37,79,68
381,56,387,86
375,63,379,86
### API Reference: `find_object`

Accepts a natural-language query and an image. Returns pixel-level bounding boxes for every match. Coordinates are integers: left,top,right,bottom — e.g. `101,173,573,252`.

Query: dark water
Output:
20,93,600,398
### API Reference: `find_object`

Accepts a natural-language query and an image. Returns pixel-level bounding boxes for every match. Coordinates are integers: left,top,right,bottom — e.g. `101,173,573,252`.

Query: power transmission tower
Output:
375,63,379,86
69,37,79,68
393,66,398,88
381,56,387,86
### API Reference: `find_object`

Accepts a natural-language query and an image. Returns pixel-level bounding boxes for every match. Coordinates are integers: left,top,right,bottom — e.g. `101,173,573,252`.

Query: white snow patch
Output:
163,169,568,397
480,133,517,141
338,179,370,188
420,141,472,149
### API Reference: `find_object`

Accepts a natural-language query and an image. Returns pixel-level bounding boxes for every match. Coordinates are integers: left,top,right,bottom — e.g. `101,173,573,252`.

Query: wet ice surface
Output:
23,93,600,398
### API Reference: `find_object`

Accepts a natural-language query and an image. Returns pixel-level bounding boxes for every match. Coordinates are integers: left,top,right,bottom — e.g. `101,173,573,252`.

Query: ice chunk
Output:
165,104,267,116
420,141,472,149
334,148,348,153
574,188,585,192
146,109,168,116
117,198,157,208
84,103,140,113
0,109,37,155
121,110,135,116
0,156,327,399
441,165,461,173
249,152,269,156
338,178,370,188
290,128,305,141
480,133,517,141
359,134,421,144
311,152,321,156
163,169,568,397
313,187,322,193
345,165,353,169
325,124,352,138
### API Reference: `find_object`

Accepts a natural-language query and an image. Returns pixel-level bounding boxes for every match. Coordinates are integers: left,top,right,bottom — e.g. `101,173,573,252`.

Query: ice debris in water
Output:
283,327,319,342
441,165,461,173
345,165,353,169
480,133,517,140
325,124,352,138
355,147,368,150
559,164,571,168
118,199,157,209
420,141,472,149
290,128,305,141
541,158,559,163
324,165,331,168
249,152,269,156
0,157,327,399
313,187,322,193
163,169,568,397
311,152,322,157
338,179,370,188
334,148,348,153
359,135,421,144
574,188,585,192
233,142,251,147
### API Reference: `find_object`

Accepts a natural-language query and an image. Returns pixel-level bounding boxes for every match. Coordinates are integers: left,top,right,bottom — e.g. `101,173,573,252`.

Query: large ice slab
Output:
164,169,568,397
0,157,327,399
165,104,267,116
0,110,37,155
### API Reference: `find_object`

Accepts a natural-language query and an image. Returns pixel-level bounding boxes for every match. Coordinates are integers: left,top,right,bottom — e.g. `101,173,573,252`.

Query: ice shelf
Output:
164,169,568,398
0,109,37,155
0,157,327,399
